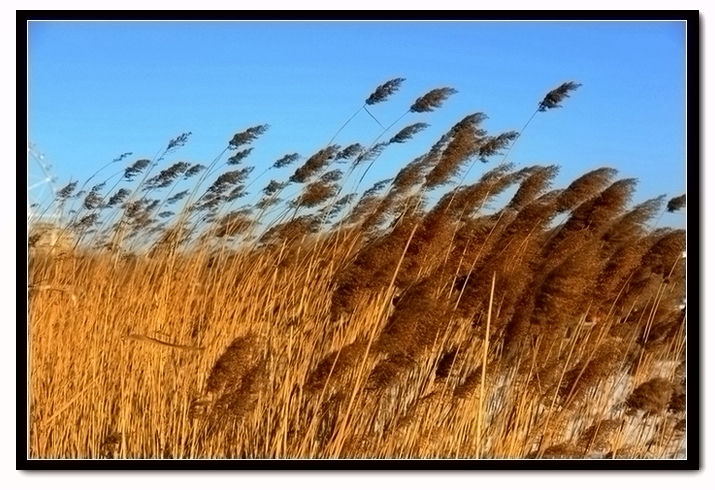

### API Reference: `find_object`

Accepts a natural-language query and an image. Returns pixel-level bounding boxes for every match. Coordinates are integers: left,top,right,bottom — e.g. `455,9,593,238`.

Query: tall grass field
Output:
27,79,686,459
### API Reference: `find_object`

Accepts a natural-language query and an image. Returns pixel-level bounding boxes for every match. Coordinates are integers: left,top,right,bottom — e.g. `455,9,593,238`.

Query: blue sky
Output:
27,20,686,228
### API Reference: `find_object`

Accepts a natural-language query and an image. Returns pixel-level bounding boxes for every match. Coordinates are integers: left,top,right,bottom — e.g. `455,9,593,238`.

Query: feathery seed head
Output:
184,163,206,179
389,123,429,145
290,145,339,183
538,81,582,112
410,87,458,113
667,194,686,213
335,143,364,162
228,125,269,149
205,333,262,394
365,77,406,106
272,152,301,169
626,377,674,415
123,159,151,181
227,148,253,166
166,132,192,152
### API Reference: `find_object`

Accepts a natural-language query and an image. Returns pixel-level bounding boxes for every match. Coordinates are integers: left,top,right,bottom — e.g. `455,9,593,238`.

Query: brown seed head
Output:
410,87,458,113
365,77,406,106
626,377,674,415
576,419,624,453
205,333,262,394
538,81,582,112
667,194,686,213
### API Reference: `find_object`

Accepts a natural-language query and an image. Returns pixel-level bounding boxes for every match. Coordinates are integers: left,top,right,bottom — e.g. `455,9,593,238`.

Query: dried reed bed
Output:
27,78,686,459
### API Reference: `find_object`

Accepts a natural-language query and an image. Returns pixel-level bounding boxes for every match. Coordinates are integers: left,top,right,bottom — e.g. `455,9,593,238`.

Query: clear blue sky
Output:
27,20,686,228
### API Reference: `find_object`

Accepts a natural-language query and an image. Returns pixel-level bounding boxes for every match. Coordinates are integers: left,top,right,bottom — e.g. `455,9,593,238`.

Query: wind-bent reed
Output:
28,77,686,459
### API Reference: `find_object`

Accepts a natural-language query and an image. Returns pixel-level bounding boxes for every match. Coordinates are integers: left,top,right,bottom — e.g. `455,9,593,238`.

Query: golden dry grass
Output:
27,79,686,459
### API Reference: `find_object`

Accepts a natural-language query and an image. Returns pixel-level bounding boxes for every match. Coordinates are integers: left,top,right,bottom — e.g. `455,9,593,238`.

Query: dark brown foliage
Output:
167,189,190,205
107,188,131,207
559,339,637,405
424,116,484,189
506,246,604,363
374,281,450,359
331,216,420,317
123,159,151,181
144,161,191,189
228,125,269,149
263,179,286,196
669,380,686,413
577,419,624,453
544,178,638,263
205,333,263,394
291,146,340,183
389,123,429,144
56,181,78,201
340,179,392,228
304,339,371,396
260,215,321,245
294,181,339,208
442,162,518,219
554,167,618,213
212,359,269,422
667,194,686,213
601,195,665,252
410,87,458,113
335,143,364,162
626,377,674,415
595,236,654,307
506,165,559,212
538,81,582,112
272,152,301,169
452,216,544,320
640,229,686,276
184,164,206,179
389,157,433,197
166,132,192,152
227,148,253,166
476,131,519,163
365,77,406,106
365,354,416,393
214,210,253,238
641,308,685,349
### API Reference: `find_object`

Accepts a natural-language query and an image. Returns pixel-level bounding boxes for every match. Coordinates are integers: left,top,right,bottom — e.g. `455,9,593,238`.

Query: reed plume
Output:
290,145,340,183
576,419,624,454
410,87,458,113
365,354,417,394
554,167,618,213
374,280,449,359
389,123,430,144
205,333,263,395
538,81,582,112
304,339,372,396
213,359,269,421
626,378,675,415
365,77,406,106
667,194,686,213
